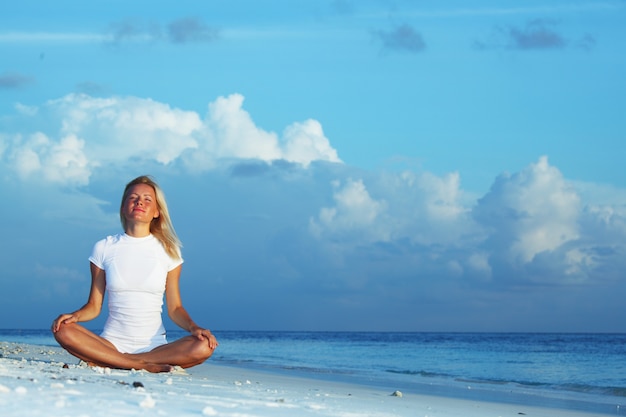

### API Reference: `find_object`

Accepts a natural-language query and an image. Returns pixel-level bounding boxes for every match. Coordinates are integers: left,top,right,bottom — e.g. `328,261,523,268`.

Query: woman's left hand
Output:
191,327,219,349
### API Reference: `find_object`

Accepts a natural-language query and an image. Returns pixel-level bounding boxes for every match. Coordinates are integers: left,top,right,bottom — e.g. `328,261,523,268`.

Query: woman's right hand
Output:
51,313,78,333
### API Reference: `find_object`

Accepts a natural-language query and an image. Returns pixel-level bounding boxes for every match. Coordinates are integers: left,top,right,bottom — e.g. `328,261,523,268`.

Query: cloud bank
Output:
1,93,625,331
1,93,341,186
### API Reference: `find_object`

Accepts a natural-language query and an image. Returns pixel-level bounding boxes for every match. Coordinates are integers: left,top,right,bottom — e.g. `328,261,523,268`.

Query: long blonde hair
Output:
120,175,182,260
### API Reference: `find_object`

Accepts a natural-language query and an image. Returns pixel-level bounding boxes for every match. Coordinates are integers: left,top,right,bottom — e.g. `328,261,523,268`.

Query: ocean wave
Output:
386,369,453,379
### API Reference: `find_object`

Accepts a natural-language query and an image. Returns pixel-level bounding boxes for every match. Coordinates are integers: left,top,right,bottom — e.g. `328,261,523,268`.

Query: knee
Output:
53,323,78,347
191,338,215,362
52,323,67,343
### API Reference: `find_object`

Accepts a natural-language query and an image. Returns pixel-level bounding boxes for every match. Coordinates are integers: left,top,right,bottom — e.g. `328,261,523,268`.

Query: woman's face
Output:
122,183,160,225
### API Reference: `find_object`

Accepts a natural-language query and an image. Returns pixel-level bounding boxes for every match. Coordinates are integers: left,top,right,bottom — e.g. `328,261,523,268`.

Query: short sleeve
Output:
168,254,184,272
88,238,107,269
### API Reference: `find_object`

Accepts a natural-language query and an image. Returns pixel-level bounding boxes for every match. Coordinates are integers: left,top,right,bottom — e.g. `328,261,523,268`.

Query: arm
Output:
52,262,106,332
165,265,218,349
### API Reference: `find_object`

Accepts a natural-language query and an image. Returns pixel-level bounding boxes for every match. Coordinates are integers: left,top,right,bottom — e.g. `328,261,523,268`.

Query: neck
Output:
125,222,151,238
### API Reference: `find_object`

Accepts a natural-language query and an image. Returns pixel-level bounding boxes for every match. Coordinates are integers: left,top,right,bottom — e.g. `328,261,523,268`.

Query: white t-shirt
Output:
89,233,183,353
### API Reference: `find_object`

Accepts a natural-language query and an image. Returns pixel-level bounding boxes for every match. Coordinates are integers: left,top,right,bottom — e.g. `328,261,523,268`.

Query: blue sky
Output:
1,0,625,332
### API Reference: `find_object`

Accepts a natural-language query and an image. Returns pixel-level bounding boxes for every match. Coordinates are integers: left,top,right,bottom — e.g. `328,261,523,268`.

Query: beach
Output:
0,341,616,417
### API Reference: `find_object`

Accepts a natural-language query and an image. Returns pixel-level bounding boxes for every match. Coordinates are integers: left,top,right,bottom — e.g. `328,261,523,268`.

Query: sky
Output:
1,0,625,333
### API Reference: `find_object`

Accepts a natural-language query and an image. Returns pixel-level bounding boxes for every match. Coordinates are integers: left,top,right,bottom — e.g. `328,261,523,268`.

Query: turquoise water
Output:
2,330,625,415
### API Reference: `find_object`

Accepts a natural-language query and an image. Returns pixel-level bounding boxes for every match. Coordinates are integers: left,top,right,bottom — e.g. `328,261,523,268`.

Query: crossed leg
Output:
134,335,215,369
53,323,215,373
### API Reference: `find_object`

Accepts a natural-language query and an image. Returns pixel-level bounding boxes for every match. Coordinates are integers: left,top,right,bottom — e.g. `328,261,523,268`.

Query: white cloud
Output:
308,157,624,288
310,178,388,242
195,94,341,168
202,93,282,162
283,119,341,167
562,247,595,277
9,132,90,185
464,157,626,286
309,169,476,248
582,205,626,236
474,156,580,265
0,93,342,185
386,170,473,245
51,94,201,165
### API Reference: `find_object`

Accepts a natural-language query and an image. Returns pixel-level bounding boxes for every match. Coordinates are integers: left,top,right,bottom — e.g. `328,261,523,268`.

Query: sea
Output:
1,330,625,415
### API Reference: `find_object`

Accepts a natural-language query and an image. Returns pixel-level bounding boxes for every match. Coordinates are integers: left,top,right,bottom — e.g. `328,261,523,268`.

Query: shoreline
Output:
0,341,621,416
221,360,626,417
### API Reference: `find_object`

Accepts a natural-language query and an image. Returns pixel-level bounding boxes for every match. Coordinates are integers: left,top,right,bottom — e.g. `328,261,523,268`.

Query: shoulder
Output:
94,233,123,246
89,234,123,267
148,237,184,270
91,233,125,253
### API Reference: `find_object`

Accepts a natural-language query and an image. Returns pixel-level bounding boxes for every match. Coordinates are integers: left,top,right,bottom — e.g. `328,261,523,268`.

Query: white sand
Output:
0,341,614,417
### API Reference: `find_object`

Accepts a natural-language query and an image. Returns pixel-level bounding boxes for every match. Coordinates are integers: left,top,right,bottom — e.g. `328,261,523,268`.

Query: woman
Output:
52,175,218,373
